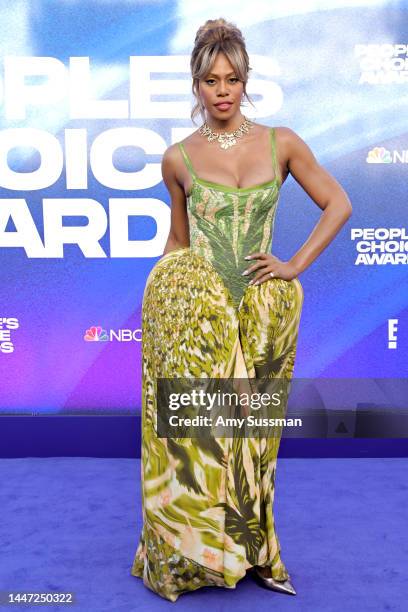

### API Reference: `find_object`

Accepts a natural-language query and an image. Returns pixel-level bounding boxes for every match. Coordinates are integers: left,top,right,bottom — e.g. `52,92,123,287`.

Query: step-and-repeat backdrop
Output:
0,1,407,425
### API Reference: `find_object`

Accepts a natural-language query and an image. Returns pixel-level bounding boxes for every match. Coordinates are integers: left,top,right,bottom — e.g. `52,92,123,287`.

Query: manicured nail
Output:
244,255,251,260
248,279,253,285
242,270,249,276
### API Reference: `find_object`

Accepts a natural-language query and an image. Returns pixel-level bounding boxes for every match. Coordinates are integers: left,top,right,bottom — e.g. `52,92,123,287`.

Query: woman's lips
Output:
214,102,232,111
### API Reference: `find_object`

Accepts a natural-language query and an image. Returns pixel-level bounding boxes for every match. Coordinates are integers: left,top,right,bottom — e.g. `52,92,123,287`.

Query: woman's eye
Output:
205,78,239,85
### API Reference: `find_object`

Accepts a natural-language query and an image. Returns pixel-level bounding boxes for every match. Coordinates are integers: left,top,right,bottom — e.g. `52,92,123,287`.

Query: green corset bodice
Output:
178,127,281,309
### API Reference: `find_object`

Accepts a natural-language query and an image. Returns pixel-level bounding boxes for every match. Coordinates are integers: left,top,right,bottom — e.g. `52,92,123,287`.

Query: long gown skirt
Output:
131,246,304,602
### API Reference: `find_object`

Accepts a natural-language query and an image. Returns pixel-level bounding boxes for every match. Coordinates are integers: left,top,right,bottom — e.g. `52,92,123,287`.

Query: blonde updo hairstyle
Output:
190,18,254,125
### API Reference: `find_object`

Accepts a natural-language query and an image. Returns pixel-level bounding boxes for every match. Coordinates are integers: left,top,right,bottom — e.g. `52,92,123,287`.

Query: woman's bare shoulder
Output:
271,127,314,166
162,130,199,165
250,123,301,147
161,143,186,188
274,126,308,148
161,135,198,190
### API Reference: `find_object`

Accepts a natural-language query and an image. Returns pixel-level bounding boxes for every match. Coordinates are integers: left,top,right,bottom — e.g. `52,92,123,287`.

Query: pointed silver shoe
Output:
251,566,297,595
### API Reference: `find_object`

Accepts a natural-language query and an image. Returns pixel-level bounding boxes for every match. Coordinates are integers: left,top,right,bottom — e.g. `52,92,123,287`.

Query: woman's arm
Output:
283,127,352,276
161,144,190,255
244,127,352,284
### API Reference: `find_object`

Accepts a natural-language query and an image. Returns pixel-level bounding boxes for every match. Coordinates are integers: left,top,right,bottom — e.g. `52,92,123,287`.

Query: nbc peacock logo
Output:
84,325,109,342
366,147,392,163
83,324,142,342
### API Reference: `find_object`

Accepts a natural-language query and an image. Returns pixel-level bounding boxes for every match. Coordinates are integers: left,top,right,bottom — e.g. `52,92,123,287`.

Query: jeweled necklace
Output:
199,115,254,150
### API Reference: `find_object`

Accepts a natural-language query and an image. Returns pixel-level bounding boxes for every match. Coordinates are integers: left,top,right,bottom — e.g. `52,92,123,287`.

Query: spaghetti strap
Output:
178,142,197,179
269,127,281,187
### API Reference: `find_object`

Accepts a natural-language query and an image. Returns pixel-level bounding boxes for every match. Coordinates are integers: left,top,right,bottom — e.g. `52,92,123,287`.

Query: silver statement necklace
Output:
198,115,254,150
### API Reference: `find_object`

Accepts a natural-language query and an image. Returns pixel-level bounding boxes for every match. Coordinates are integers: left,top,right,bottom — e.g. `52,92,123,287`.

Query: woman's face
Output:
198,52,244,121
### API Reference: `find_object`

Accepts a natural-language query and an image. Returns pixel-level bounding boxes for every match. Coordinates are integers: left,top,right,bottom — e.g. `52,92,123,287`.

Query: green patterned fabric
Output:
131,128,304,602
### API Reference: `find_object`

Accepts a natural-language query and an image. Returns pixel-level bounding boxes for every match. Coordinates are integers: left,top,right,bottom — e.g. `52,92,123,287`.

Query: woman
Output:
131,18,352,603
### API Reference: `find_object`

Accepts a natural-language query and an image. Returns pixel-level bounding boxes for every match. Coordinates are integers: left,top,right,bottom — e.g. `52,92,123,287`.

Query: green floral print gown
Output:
131,127,304,602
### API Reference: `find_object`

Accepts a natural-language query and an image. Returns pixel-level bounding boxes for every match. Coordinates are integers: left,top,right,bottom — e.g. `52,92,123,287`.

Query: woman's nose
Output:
217,81,229,95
